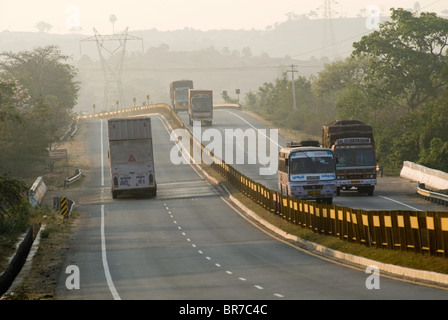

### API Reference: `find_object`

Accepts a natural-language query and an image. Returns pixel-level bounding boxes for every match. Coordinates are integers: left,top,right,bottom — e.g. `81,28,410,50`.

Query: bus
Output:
278,141,337,204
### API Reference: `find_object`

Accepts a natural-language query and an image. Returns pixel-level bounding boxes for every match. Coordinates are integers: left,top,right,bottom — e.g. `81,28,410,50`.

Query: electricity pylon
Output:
81,27,142,110
319,0,338,59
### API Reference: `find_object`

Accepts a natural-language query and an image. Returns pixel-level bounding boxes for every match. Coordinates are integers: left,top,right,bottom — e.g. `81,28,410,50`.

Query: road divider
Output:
28,177,47,207
401,161,448,190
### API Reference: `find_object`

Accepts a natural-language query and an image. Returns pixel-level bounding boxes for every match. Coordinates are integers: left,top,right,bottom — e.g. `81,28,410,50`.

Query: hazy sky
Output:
0,0,446,34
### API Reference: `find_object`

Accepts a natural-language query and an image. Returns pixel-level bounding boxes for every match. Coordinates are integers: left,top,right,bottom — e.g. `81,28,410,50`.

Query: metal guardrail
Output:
64,169,82,187
417,183,448,206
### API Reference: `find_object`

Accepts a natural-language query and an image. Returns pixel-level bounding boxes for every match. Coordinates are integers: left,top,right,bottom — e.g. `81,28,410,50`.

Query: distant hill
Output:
1,16,383,59
0,16,388,113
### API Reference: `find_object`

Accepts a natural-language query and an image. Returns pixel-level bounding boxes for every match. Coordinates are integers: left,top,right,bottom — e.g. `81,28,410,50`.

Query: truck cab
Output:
322,120,376,196
188,89,213,126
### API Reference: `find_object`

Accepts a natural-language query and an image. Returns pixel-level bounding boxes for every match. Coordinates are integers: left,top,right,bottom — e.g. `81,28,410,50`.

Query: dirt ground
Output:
1,121,89,300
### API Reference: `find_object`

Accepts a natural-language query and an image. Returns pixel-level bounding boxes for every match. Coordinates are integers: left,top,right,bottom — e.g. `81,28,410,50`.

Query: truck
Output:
188,89,213,126
169,80,194,113
107,116,157,199
322,120,376,196
278,141,337,204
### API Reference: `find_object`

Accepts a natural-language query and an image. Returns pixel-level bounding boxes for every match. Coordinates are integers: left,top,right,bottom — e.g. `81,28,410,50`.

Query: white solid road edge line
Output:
99,121,121,299
101,205,121,300
378,195,422,211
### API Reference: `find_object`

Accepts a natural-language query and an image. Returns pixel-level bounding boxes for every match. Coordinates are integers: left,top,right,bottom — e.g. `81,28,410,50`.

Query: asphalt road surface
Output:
55,112,448,301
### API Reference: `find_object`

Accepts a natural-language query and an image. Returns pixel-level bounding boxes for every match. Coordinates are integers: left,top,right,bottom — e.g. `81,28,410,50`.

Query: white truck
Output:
107,117,157,199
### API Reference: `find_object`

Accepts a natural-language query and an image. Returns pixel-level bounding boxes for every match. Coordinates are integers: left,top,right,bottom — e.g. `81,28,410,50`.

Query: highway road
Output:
55,111,448,302
180,109,446,213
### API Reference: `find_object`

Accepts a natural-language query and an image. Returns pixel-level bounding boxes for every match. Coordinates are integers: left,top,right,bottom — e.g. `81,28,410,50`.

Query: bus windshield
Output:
289,151,335,175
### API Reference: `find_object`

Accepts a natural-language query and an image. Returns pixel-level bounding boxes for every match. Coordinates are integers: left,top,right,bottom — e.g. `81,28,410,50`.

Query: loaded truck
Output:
278,141,337,204
107,117,157,199
322,120,376,196
188,89,213,126
169,80,194,113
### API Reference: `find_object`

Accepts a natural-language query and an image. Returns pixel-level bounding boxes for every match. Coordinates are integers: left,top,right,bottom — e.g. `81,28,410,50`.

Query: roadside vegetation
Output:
244,9,448,175
0,45,80,270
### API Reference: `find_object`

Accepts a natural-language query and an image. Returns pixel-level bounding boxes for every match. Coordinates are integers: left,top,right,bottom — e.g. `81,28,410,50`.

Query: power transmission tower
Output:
80,27,143,110
319,0,338,59
287,64,298,110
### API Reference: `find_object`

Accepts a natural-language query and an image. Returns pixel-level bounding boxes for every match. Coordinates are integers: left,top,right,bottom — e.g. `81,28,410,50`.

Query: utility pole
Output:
287,64,298,110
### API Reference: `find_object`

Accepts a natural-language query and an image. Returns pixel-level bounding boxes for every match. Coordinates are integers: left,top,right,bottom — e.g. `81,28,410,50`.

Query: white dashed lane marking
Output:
163,202,284,298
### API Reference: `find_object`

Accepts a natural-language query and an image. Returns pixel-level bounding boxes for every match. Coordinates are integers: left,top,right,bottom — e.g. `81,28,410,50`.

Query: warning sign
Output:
50,149,67,159
128,155,136,162
60,197,68,216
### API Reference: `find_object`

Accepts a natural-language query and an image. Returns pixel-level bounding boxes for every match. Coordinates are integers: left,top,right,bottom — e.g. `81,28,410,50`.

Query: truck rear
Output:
108,117,157,199
188,89,213,126
170,80,194,113
322,120,376,196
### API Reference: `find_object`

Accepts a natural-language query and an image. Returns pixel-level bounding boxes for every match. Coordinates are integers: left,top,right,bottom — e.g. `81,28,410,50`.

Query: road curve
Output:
55,115,448,301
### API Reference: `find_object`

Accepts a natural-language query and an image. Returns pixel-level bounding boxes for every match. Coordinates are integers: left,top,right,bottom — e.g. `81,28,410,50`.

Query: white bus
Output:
278,141,337,204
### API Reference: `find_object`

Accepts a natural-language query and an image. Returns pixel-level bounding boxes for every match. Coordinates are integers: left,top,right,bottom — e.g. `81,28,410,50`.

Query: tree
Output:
244,73,334,135
34,21,52,33
0,45,79,109
110,15,117,34
0,175,30,233
0,46,79,176
352,8,448,111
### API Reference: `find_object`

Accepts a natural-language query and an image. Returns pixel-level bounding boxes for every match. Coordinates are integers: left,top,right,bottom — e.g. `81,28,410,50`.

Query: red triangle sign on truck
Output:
129,155,136,162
